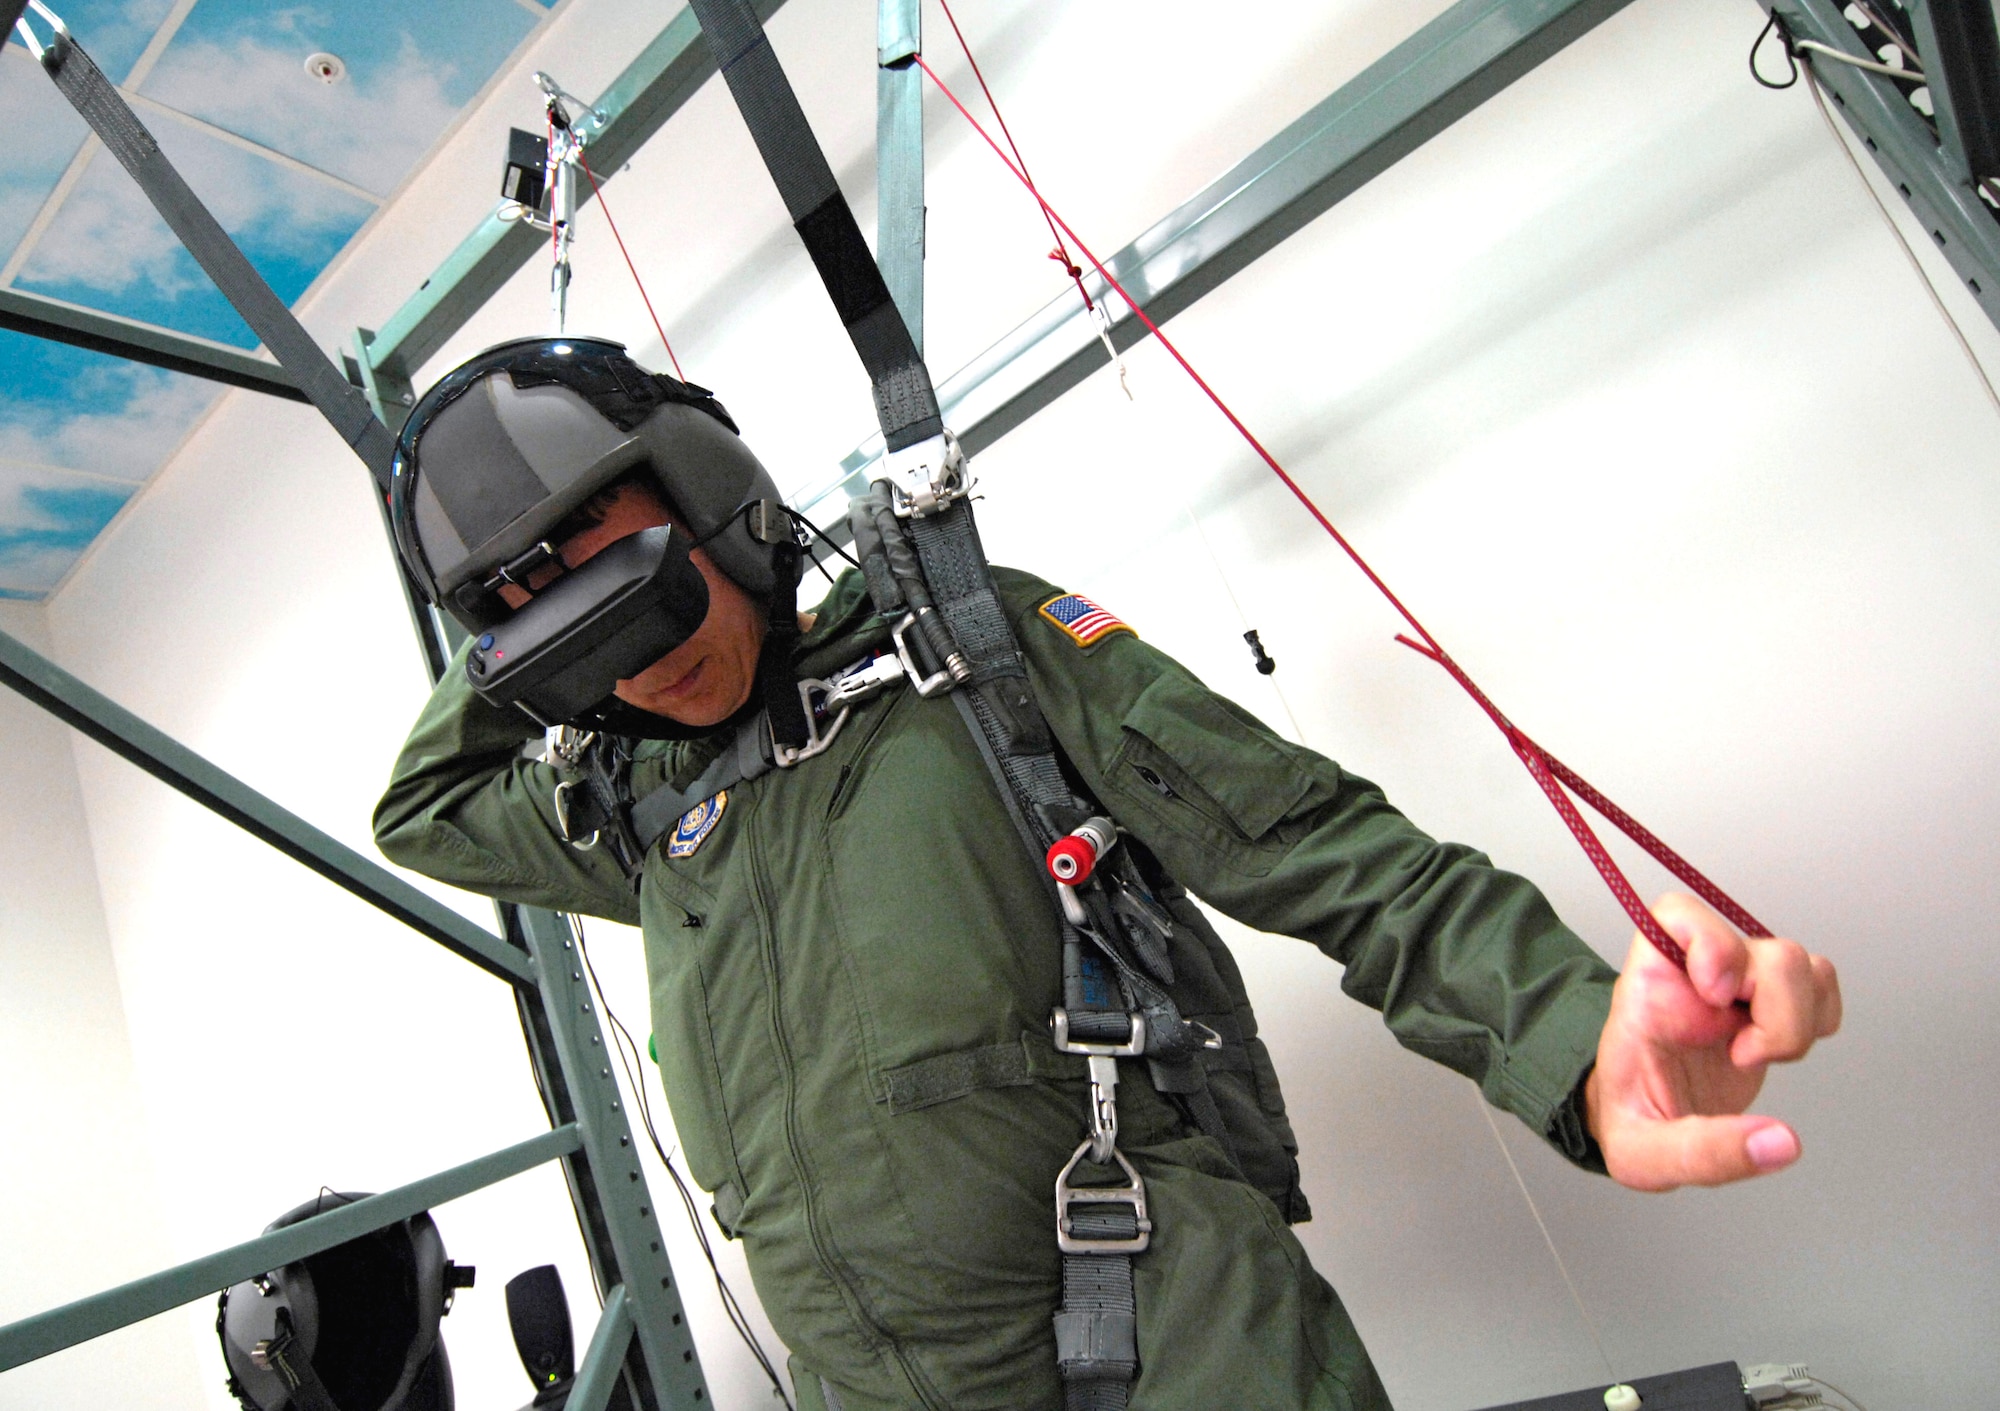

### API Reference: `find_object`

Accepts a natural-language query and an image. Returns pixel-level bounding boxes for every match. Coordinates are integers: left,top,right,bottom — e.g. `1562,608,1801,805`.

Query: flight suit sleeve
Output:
1001,571,1613,1166
372,642,644,925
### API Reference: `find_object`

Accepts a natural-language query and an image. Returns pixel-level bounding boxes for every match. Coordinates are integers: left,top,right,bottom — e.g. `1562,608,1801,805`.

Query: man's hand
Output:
1586,893,1841,1191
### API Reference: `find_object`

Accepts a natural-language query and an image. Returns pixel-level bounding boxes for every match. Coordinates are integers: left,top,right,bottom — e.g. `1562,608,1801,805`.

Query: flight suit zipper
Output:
744,770,949,1409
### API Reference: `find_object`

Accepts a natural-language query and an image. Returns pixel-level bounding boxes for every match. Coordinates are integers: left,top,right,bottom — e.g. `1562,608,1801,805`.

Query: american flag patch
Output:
1038,593,1133,648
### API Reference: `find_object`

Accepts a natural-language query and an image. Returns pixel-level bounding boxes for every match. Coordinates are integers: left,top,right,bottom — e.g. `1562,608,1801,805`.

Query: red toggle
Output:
1046,835,1097,884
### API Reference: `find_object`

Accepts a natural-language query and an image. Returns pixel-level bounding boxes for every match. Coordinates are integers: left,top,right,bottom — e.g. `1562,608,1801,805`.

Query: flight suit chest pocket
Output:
1114,673,1317,873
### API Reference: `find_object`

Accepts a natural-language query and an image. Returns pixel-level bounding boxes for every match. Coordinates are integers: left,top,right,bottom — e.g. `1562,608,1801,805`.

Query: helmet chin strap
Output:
759,539,810,750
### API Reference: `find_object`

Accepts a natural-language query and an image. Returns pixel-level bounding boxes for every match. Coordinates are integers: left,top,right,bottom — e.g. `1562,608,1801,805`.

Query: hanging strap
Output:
683,0,941,453
24,16,397,488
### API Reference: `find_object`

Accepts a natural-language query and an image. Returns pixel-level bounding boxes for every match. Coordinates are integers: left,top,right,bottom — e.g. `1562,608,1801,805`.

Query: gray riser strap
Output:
683,0,941,452
37,32,397,488
629,711,774,850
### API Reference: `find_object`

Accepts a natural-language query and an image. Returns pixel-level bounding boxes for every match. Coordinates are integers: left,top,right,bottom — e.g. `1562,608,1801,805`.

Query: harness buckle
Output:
771,679,851,768
884,430,969,518
1055,1141,1152,1254
890,614,958,696
1050,1008,1147,1057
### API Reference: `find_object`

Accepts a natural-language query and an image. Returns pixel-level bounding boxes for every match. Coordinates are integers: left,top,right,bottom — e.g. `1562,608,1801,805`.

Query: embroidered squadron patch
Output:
1038,593,1133,648
668,790,728,858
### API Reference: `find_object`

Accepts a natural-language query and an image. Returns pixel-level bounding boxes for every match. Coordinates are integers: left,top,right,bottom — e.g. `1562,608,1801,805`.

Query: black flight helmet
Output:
389,337,799,736
216,1195,470,1411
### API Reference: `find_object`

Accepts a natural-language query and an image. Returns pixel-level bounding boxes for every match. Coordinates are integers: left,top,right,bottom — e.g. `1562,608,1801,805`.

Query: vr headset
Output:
464,525,709,728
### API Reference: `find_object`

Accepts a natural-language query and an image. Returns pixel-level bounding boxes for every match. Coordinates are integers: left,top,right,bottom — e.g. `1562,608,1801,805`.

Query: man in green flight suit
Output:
374,340,1840,1411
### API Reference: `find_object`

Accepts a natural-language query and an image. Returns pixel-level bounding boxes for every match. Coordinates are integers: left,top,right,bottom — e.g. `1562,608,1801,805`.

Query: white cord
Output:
1474,1094,1620,1387
1803,62,2000,420
1793,39,1923,82
1811,1374,1870,1411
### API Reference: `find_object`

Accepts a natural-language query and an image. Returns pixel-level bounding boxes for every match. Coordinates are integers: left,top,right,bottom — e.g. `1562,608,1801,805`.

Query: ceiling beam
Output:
0,287,306,401
358,0,790,407
797,0,1645,524
1766,0,2000,333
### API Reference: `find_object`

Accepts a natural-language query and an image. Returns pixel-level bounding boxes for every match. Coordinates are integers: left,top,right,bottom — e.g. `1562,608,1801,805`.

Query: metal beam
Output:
361,0,789,389
0,625,533,987
1903,0,2000,186
568,1285,637,1411
510,906,709,1410
0,287,305,402
1768,0,2000,332
0,1125,581,1371
878,0,924,354
797,0,1645,524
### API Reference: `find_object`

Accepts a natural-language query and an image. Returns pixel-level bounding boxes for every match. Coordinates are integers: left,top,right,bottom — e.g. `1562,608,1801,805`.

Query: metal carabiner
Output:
1055,1142,1151,1254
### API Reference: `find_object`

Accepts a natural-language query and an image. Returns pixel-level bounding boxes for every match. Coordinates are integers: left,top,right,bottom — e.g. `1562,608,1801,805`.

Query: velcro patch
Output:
1038,593,1133,648
668,790,728,858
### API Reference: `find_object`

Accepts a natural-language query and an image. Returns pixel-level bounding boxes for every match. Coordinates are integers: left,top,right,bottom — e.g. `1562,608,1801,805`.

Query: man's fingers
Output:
1604,1114,1802,1192
1652,894,1749,1009
1811,954,1843,1036
1732,939,1842,1066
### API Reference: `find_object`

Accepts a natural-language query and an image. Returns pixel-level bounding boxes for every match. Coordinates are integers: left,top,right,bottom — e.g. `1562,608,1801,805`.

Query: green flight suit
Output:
374,566,1616,1411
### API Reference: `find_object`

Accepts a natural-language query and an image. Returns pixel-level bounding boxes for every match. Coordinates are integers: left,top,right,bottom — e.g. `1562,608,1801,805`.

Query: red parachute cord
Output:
912,53,1774,965
935,0,1096,312
577,148,686,381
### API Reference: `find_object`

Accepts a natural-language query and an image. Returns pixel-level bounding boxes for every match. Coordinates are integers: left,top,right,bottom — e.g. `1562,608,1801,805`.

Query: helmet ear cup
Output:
631,403,799,596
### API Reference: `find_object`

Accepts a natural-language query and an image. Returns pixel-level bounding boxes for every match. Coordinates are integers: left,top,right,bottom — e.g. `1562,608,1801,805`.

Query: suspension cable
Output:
575,149,686,381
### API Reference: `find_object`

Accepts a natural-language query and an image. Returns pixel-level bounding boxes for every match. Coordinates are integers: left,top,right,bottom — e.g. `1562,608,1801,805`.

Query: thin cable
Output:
576,149,687,381
1848,0,1921,70
915,52,1773,967
1811,1375,1869,1411
1750,13,1799,89
571,917,796,1408
1794,38,1924,81
929,11,1302,735
933,0,1097,314
1804,60,2000,419
1475,1097,1619,1387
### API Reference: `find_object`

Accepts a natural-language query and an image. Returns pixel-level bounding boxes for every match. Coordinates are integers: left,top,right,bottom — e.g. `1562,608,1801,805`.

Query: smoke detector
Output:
303,52,346,84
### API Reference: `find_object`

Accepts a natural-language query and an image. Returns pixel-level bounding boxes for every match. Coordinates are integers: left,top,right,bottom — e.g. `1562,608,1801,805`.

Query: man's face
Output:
497,480,767,726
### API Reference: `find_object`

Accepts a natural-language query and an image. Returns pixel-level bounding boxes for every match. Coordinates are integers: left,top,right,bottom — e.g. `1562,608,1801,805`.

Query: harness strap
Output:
629,710,775,851
684,0,941,453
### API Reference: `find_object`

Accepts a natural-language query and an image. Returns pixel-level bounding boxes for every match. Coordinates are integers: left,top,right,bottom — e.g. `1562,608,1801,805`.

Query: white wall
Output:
0,600,205,1409
9,0,1995,1408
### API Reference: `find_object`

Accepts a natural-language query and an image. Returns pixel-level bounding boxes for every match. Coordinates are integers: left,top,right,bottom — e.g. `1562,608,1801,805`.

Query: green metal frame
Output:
878,0,924,355
1762,0,2000,331
798,0,1648,527
0,612,707,1407
0,287,305,401
0,1127,581,1371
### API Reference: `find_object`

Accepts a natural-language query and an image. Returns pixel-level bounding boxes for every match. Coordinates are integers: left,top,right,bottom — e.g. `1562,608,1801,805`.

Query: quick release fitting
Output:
1045,817,1117,884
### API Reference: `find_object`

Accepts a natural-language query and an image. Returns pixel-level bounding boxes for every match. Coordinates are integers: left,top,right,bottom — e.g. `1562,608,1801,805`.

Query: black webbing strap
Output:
683,0,941,452
33,29,398,489
628,710,775,851
261,1320,345,1411
1055,1213,1140,1409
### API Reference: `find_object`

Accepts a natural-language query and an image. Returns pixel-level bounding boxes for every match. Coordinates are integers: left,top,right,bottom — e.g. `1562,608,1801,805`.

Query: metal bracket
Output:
883,430,968,517
1055,1142,1152,1254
